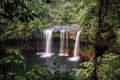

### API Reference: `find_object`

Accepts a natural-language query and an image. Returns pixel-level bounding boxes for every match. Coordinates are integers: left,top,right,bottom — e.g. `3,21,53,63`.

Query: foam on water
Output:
40,53,54,58
67,56,80,62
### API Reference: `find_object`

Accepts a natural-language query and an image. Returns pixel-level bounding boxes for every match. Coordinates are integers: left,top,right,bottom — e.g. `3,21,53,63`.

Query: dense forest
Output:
0,0,120,80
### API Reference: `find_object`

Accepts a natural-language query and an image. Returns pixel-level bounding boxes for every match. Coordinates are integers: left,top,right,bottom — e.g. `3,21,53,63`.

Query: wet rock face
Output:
69,31,77,40
68,25,81,40
68,26,81,40
80,51,94,59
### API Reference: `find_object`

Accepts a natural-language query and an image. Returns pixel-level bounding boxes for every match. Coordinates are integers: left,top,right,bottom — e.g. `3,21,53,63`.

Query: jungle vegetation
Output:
0,0,120,80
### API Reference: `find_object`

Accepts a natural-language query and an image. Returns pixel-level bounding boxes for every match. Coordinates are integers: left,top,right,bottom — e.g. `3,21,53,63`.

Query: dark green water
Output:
11,50,88,73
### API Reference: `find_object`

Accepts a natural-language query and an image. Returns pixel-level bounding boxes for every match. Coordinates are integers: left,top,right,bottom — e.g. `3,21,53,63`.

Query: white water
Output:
59,30,65,55
45,30,53,53
59,30,68,56
66,30,68,55
68,31,81,61
40,29,54,57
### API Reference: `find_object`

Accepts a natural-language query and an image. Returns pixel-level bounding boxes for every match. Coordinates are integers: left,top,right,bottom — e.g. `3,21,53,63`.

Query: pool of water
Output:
11,50,88,73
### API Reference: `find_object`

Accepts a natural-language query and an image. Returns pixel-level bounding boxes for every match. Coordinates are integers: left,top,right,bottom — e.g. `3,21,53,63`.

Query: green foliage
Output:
0,50,26,68
74,53,120,80
0,0,38,39
0,0,37,23
0,0,120,80
0,50,26,80
98,54,120,80
0,0,120,40
0,0,56,39
25,59,77,80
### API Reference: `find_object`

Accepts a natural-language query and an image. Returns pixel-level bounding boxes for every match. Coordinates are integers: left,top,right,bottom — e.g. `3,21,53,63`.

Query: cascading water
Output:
59,30,68,56
67,31,81,61
73,31,81,57
37,25,81,59
45,30,53,53
65,30,68,56
59,30,65,54
40,29,54,57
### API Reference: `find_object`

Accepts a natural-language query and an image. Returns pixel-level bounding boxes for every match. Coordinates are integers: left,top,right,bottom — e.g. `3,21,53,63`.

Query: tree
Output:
71,0,120,79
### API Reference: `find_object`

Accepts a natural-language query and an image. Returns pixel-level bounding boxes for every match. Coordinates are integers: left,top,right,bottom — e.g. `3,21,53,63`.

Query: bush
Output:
25,59,77,80
74,53,120,80
0,49,26,80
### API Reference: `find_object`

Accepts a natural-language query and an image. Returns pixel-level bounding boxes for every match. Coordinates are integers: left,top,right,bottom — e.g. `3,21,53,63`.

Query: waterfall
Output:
65,30,68,56
67,31,81,61
45,30,53,53
60,30,65,54
40,29,54,57
73,31,81,57
38,25,81,58
59,30,68,56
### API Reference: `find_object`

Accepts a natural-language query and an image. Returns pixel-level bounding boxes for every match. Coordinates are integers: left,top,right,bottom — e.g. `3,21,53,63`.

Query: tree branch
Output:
101,0,108,22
